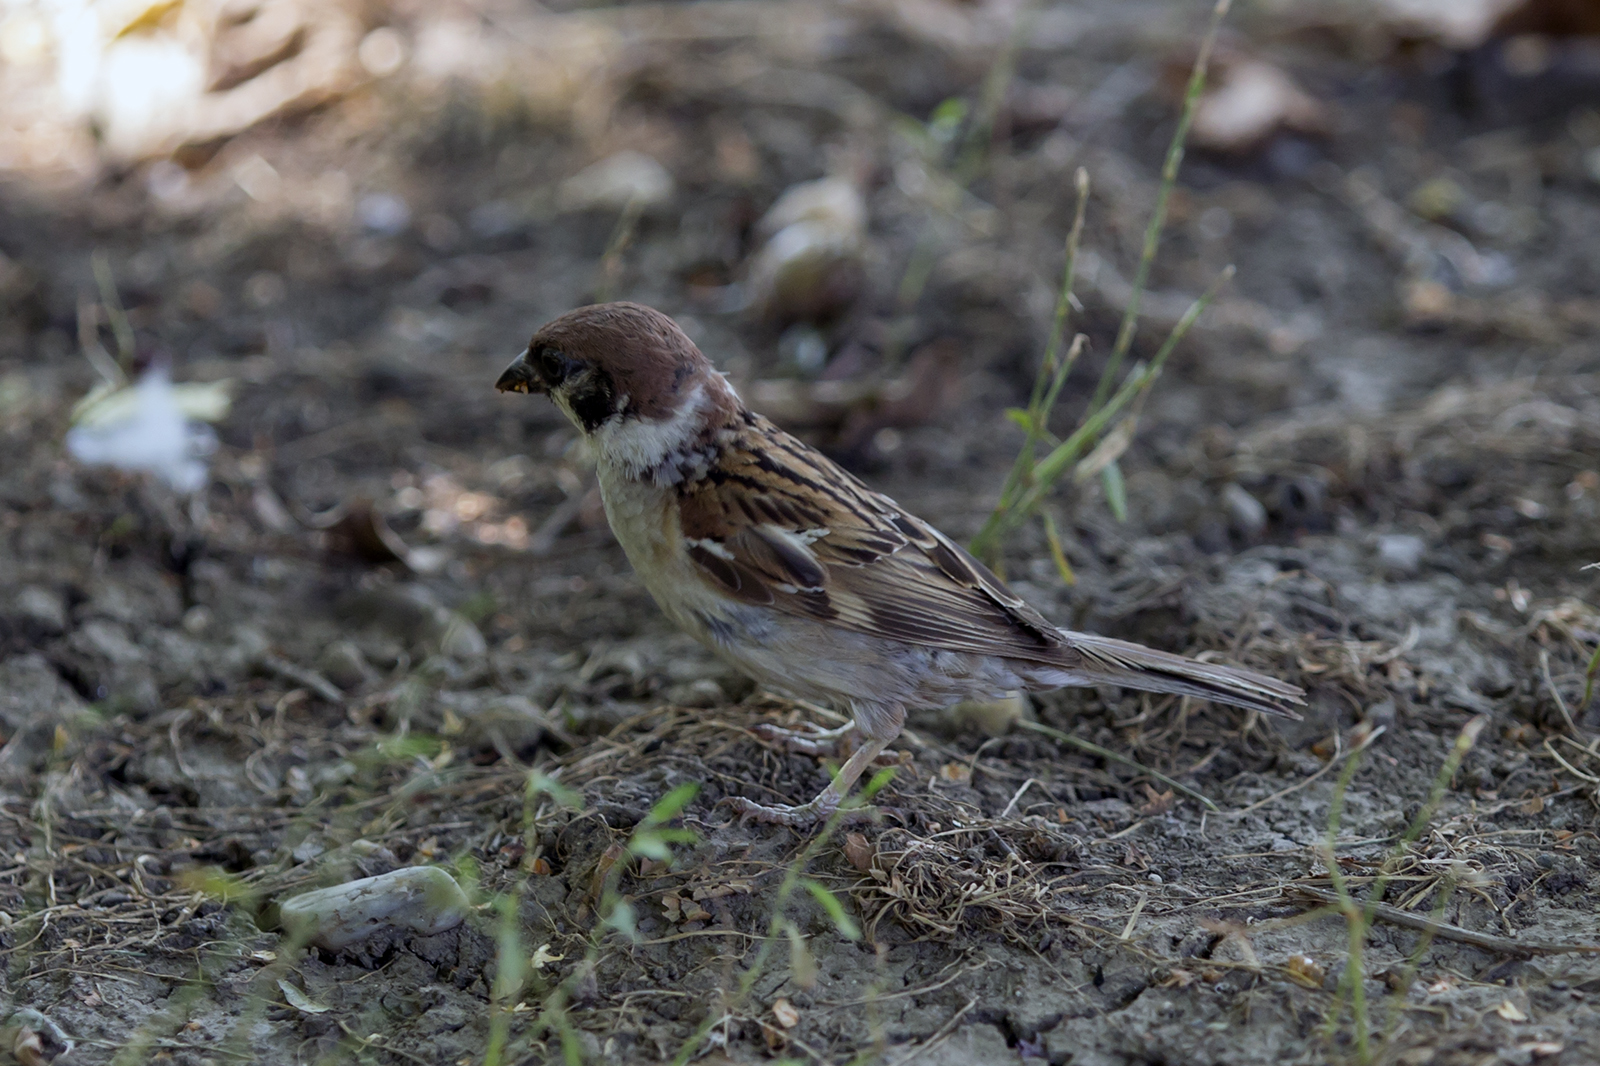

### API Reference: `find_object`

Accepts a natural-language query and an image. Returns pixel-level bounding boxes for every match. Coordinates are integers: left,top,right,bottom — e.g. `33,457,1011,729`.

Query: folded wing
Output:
676,413,1303,718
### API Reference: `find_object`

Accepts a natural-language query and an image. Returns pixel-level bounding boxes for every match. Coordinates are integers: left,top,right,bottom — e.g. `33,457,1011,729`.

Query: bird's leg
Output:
723,736,890,827
751,719,859,756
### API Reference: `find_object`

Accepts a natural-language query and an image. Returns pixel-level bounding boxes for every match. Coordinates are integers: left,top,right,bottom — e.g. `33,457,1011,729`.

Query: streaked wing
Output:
676,414,1074,665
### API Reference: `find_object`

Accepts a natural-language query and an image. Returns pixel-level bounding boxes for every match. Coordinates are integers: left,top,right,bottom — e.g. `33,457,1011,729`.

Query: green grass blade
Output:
1088,0,1230,415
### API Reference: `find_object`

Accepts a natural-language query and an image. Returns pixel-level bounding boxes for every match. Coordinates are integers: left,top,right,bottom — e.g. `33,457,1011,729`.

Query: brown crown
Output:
525,302,731,422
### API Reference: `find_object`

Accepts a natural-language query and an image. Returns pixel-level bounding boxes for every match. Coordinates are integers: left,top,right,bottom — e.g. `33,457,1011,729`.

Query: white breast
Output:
591,383,708,481
594,459,728,639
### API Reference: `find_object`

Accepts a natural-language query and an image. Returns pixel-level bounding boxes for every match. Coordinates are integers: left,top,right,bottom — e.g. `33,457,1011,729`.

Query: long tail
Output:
1029,631,1304,719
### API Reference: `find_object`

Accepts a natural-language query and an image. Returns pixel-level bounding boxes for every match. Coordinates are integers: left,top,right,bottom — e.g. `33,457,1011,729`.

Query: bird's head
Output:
497,302,740,474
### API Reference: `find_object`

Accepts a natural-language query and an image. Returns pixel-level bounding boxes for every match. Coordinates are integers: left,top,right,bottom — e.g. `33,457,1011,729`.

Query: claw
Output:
719,794,837,827
718,795,883,828
720,734,893,829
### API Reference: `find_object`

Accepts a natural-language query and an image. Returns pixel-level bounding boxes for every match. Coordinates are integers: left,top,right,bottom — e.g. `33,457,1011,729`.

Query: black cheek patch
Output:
567,371,617,432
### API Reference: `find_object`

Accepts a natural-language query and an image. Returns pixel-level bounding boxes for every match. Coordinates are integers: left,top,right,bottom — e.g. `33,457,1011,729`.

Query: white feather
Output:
592,382,708,479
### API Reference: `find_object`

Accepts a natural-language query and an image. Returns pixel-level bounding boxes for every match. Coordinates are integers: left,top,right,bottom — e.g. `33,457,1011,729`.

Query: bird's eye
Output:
537,348,568,385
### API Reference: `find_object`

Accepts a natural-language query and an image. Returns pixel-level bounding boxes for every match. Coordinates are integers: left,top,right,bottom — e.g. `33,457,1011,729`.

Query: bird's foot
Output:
720,793,877,828
720,794,834,827
750,720,858,757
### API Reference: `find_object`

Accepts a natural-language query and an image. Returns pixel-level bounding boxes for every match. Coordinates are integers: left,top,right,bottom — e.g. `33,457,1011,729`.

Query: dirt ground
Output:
2,0,1600,1063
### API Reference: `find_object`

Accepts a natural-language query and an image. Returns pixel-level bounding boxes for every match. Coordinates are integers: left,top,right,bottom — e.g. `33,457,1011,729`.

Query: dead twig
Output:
1539,649,1584,738
257,654,345,705
1288,884,1600,957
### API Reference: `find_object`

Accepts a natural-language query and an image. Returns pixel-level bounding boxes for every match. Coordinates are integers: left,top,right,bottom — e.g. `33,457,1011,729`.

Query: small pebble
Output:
1221,483,1267,538
357,193,411,235
3,1008,72,1066
664,678,726,708
1376,533,1426,575
279,866,470,951
946,692,1030,737
558,151,675,213
316,641,374,691
14,587,66,634
746,176,866,324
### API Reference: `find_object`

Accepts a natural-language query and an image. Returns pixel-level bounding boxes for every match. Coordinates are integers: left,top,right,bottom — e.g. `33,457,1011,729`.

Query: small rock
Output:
317,641,376,691
279,866,470,951
180,605,212,634
418,1002,469,1035
0,655,103,783
664,678,726,708
1376,533,1426,575
557,151,675,213
1182,49,1330,153
921,1022,1011,1066
1367,698,1398,726
746,176,867,324
357,193,411,235
1221,483,1268,539
12,586,67,635
945,692,1031,737
439,613,487,659
1,1008,73,1066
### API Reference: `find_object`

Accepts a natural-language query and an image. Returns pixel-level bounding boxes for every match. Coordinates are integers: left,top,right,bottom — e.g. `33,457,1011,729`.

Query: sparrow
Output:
497,302,1304,826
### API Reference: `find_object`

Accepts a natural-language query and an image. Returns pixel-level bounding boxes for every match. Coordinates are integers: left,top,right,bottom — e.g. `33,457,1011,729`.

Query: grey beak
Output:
496,348,538,394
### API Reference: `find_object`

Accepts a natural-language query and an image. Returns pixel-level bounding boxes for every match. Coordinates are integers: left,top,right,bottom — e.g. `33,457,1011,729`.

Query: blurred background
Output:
3,0,1600,1060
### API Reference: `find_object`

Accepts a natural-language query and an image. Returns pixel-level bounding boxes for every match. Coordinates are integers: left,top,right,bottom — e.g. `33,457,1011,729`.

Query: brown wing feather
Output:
677,415,1078,666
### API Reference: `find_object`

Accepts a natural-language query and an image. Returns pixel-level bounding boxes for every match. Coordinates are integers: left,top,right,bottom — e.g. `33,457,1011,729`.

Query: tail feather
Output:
1031,631,1304,719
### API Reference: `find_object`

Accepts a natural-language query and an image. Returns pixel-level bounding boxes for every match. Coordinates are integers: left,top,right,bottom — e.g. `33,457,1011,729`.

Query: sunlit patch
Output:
398,472,535,550
473,516,529,549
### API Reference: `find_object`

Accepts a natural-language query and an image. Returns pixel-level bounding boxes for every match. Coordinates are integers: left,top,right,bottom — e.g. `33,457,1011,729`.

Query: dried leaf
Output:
1159,968,1197,988
938,762,972,785
771,997,800,1029
588,842,627,904
13,1029,46,1066
278,980,330,1014
1495,1000,1529,1022
844,832,874,873
1186,53,1330,152
785,923,817,988
1138,784,1176,816
1285,954,1325,988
